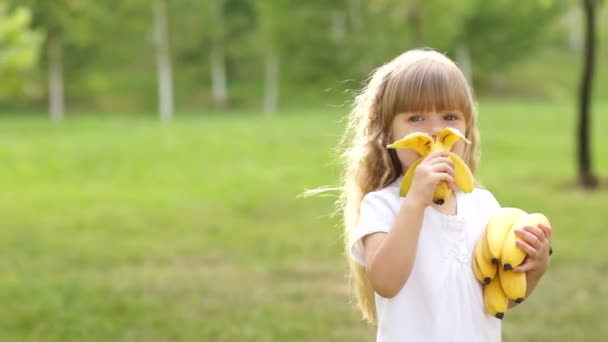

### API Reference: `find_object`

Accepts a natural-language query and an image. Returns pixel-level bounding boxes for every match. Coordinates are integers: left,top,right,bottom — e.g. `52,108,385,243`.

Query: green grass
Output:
0,99,607,341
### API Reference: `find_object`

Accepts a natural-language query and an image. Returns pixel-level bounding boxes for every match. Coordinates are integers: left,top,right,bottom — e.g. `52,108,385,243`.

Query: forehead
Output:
397,109,464,115
384,58,472,119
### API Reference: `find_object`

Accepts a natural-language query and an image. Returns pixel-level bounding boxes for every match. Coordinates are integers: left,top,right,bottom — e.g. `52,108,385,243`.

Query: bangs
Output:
383,57,472,117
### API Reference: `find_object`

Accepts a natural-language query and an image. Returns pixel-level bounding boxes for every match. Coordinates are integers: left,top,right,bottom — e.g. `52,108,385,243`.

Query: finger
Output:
515,228,542,249
433,173,454,187
426,151,451,159
428,162,455,177
424,156,454,168
522,225,546,243
423,151,452,162
512,261,534,273
515,239,538,259
538,223,553,241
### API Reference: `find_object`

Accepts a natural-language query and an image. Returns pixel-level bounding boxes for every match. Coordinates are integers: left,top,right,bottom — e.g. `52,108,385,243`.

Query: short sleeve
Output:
349,191,397,267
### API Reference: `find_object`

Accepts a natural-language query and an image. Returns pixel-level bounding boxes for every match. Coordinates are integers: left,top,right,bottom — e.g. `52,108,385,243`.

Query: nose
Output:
429,119,444,139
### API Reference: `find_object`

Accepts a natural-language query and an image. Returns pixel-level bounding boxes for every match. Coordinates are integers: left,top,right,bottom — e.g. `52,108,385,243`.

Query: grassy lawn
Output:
0,99,607,341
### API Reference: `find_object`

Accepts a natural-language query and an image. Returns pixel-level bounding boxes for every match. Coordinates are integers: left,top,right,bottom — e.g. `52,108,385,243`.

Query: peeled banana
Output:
399,158,423,199
387,127,473,204
501,213,551,271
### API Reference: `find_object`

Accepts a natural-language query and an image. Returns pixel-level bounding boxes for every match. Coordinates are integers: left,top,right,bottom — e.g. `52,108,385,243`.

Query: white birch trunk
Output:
211,47,227,108
48,29,64,122
456,43,472,85
264,49,279,116
210,0,227,108
331,10,347,43
154,0,174,121
566,5,583,52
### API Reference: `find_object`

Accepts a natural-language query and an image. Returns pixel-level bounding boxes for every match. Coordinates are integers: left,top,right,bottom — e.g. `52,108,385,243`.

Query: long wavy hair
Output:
339,48,480,324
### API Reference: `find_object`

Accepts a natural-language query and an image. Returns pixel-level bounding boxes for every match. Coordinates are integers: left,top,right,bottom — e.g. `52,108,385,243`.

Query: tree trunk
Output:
456,43,472,85
264,49,279,116
211,47,227,109
210,0,227,109
566,5,583,52
577,0,598,188
48,28,64,122
331,10,347,43
154,0,174,121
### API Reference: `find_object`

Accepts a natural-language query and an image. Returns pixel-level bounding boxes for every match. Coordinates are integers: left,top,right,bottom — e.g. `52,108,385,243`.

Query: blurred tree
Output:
577,0,599,188
170,0,256,109
0,4,41,99
255,0,286,115
365,0,474,81
154,0,174,121
365,0,473,50
2,0,600,114
458,0,565,89
89,0,176,113
208,0,228,109
11,0,99,120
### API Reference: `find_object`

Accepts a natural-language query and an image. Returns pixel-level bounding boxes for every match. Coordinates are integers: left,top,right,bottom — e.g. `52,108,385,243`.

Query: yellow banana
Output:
485,208,528,264
481,228,494,262
474,235,496,284
399,158,423,197
483,278,508,319
498,266,527,303
387,127,473,204
472,253,495,285
386,132,433,155
501,213,550,271
432,181,451,205
449,153,474,193
472,256,485,284
435,127,467,151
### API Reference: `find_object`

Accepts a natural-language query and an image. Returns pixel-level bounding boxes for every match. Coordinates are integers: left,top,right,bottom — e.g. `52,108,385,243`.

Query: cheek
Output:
448,122,467,134
396,149,421,167
451,140,466,156
390,120,412,142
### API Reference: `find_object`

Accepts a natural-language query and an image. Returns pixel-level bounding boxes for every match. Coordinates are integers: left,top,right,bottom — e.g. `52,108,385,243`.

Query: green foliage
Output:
0,4,42,98
458,0,568,86
3,0,607,112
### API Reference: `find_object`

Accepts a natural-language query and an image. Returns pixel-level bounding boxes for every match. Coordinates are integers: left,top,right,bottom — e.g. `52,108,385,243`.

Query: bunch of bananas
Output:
387,127,474,205
472,208,551,319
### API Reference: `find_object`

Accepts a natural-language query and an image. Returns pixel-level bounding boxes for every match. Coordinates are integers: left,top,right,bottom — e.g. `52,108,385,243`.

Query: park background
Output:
1,0,608,340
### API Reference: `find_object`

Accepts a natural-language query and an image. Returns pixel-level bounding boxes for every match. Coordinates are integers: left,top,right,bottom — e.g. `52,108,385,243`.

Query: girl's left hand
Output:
512,223,553,277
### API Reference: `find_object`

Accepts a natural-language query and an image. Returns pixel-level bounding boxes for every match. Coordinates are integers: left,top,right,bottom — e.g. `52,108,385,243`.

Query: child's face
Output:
390,110,467,169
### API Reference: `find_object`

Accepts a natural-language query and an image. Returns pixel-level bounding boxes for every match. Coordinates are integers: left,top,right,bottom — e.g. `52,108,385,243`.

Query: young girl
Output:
338,49,553,341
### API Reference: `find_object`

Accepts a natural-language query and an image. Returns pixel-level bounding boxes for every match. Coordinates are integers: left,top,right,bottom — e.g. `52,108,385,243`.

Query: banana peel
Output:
387,127,474,204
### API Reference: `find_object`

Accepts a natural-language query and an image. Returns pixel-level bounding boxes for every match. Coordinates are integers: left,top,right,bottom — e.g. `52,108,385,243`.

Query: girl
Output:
338,49,553,341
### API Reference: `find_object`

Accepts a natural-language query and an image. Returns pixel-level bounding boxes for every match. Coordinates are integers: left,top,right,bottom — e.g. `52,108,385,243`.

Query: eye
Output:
444,112,459,121
408,114,423,123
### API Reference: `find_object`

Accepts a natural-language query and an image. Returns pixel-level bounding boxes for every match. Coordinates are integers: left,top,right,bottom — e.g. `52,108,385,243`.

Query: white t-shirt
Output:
349,178,502,342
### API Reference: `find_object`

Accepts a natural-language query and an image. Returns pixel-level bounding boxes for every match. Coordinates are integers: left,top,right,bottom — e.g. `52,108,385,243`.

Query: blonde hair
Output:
339,48,480,324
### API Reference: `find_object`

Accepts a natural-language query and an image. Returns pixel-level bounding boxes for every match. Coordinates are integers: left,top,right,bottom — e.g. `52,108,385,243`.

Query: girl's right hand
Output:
406,151,455,206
